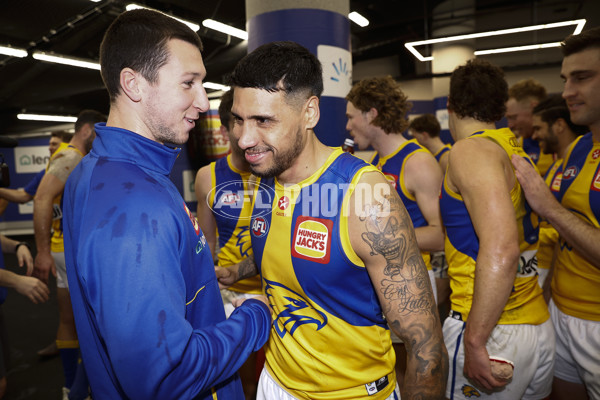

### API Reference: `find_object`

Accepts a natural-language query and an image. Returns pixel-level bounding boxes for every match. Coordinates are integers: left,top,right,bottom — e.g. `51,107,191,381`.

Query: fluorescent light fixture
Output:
89,0,102,2
405,19,586,62
125,4,200,31
202,19,248,40
348,11,369,27
474,42,561,55
17,114,77,123
32,52,100,70
204,82,230,91
0,45,28,58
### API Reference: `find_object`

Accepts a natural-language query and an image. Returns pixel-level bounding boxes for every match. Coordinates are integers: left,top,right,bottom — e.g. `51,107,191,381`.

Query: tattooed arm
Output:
214,256,258,289
349,171,448,399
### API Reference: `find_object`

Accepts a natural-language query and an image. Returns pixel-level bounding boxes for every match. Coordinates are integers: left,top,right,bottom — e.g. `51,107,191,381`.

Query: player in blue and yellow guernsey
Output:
512,27,600,400
216,41,448,400
195,89,262,399
506,78,555,177
409,113,452,316
442,59,555,400
530,103,588,288
409,113,452,174
345,78,445,385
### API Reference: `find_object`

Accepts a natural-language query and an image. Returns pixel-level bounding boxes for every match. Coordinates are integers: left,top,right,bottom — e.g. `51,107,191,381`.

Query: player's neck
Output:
453,118,496,141
426,137,445,154
372,131,407,158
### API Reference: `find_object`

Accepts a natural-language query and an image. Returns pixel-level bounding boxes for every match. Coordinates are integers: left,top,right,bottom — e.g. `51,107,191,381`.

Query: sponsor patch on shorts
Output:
291,216,332,264
365,375,389,396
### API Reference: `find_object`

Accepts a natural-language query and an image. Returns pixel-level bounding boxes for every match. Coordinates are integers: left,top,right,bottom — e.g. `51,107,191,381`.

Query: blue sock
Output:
68,357,90,400
57,341,79,389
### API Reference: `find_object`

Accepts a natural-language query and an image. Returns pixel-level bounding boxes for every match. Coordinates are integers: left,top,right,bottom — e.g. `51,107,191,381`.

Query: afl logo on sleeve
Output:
562,166,578,180
291,216,333,264
251,216,269,237
183,202,200,235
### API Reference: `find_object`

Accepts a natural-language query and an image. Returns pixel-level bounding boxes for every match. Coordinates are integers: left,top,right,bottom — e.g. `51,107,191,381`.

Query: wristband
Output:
15,242,31,252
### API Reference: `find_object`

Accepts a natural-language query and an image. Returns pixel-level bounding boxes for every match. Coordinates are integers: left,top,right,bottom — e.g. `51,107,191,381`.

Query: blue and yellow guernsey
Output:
433,143,452,164
537,159,563,271
370,139,432,270
251,148,396,399
440,128,548,324
47,142,83,253
209,155,261,294
519,136,555,177
552,132,600,321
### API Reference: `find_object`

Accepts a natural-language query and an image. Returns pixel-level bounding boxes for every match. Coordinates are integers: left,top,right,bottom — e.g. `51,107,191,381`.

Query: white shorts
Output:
443,315,555,400
390,270,437,344
221,289,258,318
550,299,600,398
52,251,68,289
257,368,401,400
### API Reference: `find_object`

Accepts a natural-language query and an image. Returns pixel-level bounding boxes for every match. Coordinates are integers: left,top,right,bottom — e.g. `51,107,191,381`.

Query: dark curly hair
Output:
448,59,507,123
409,114,441,137
346,76,412,134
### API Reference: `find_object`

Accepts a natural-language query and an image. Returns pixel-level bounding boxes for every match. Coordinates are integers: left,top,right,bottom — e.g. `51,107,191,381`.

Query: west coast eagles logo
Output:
264,278,327,338
461,384,481,397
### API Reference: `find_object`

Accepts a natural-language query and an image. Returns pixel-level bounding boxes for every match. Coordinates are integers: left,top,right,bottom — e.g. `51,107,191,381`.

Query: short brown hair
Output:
508,78,547,103
346,76,412,134
409,114,441,137
100,9,203,102
562,26,600,56
50,130,72,142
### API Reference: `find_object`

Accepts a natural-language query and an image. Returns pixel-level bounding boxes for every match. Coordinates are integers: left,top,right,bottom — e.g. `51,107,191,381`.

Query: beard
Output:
249,127,305,178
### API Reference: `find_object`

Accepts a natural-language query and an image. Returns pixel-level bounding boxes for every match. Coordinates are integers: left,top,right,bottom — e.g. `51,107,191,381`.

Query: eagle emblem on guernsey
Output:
461,384,481,398
263,278,327,338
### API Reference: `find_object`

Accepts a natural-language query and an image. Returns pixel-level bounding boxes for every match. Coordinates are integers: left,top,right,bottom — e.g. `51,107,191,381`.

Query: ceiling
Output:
0,0,598,136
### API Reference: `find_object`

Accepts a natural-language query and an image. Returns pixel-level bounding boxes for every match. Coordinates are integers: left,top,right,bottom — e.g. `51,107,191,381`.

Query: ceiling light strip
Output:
348,12,369,27
0,45,28,58
32,52,101,70
17,114,78,122
405,19,586,61
474,42,561,55
202,19,248,40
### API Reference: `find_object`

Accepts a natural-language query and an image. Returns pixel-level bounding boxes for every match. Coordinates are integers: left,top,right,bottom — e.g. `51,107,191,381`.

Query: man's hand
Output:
14,275,50,304
16,245,34,276
464,343,509,391
511,154,559,219
33,252,56,284
232,295,273,315
215,266,237,290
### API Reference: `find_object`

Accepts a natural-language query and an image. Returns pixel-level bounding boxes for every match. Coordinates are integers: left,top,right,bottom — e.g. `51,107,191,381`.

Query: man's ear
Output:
304,96,320,130
553,118,567,134
120,68,142,102
366,107,378,123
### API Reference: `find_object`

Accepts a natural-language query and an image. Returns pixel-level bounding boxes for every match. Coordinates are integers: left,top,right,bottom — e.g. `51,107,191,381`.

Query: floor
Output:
2,234,64,400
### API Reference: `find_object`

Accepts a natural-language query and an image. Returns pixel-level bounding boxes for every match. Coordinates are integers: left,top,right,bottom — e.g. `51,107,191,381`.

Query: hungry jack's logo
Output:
291,216,333,264
592,168,600,192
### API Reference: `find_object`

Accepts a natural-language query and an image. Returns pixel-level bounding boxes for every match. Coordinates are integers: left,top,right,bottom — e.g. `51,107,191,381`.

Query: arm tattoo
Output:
237,256,258,281
360,195,434,317
361,194,449,398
